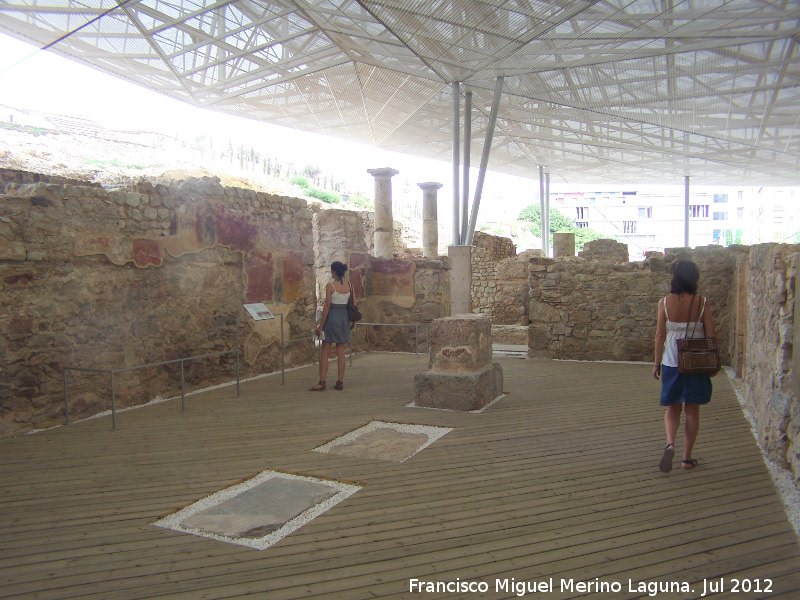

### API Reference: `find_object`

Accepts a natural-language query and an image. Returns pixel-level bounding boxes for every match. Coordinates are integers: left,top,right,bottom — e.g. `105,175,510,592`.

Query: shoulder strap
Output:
663,296,669,320
684,294,696,338
698,296,707,321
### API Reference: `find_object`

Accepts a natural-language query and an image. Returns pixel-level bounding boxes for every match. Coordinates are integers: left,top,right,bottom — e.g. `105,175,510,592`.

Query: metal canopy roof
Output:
1,0,799,185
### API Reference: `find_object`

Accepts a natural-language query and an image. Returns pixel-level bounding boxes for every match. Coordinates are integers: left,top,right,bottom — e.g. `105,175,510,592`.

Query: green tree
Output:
518,204,609,252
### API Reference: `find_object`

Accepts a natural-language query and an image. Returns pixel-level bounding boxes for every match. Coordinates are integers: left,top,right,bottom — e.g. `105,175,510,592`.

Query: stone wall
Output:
313,208,449,353
528,245,739,362
740,244,800,480
0,168,316,437
470,231,516,317
492,250,540,325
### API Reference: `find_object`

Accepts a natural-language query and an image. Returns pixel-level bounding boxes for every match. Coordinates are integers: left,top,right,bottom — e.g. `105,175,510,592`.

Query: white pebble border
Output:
312,421,452,463
405,393,508,414
153,470,360,551
723,366,800,543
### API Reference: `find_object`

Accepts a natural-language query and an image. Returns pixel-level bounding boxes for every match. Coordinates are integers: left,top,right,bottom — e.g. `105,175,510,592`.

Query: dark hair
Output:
331,261,348,279
670,260,700,295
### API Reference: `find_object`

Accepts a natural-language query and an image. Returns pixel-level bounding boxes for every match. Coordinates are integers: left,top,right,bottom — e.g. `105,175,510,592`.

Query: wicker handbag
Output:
676,294,721,375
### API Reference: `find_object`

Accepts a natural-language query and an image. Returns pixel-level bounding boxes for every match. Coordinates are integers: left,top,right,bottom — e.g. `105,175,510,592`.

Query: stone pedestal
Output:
367,168,399,259
448,245,471,316
418,182,442,258
414,314,503,410
553,232,575,258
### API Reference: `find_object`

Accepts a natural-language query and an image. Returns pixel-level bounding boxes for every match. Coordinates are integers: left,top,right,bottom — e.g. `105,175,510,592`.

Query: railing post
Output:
180,360,186,413
236,316,240,397
415,325,419,357
110,371,116,431
63,369,69,425
280,313,285,385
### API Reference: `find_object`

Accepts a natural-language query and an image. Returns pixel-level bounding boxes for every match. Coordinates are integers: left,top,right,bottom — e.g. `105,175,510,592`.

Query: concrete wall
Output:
0,168,316,436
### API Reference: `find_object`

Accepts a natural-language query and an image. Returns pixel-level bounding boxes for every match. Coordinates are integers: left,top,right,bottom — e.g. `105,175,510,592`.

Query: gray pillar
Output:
452,82,461,246
539,166,546,254
684,175,690,247
545,172,551,257
367,167,399,259
448,245,472,316
419,182,443,258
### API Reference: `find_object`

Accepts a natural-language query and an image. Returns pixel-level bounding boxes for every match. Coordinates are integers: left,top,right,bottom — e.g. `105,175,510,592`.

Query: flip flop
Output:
659,443,675,473
682,459,699,469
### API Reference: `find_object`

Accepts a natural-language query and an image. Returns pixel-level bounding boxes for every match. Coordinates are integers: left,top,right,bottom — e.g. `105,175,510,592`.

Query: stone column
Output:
448,245,471,316
553,232,575,258
418,182,442,258
367,168,399,259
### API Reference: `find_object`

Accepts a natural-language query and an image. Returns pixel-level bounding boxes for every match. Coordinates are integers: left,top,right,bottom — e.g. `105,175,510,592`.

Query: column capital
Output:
367,168,399,179
417,182,444,191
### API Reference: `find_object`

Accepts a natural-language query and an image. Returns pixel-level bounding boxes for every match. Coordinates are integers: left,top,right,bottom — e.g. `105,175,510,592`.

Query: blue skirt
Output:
322,304,351,344
660,365,712,406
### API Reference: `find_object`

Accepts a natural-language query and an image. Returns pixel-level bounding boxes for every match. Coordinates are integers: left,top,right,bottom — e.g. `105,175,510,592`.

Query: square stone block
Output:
414,363,503,411
428,313,492,373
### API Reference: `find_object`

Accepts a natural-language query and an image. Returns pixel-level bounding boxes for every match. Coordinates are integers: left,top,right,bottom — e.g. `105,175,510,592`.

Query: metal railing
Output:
349,322,429,366
63,320,241,430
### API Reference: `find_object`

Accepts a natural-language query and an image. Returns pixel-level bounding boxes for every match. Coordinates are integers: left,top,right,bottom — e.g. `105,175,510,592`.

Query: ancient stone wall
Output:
578,238,629,262
740,244,800,480
528,245,738,362
470,231,516,317
492,250,540,325
0,168,316,437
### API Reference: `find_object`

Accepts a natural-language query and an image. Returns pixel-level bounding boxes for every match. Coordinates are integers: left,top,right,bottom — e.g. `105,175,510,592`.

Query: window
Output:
737,191,743,201
557,197,564,205
623,221,636,234
638,206,653,218
713,194,728,203
575,221,589,228
713,229,721,242
713,212,728,221
775,215,783,225
690,205,709,218
576,206,588,220
737,207,744,219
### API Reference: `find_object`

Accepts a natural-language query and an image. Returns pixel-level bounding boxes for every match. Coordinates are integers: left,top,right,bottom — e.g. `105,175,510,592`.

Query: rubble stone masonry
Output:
0,168,316,436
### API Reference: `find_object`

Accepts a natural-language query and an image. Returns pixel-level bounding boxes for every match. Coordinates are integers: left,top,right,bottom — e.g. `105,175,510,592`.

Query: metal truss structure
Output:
1,0,799,185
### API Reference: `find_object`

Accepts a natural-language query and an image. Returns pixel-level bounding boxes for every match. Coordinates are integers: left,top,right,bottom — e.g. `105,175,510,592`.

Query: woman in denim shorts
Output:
652,260,717,472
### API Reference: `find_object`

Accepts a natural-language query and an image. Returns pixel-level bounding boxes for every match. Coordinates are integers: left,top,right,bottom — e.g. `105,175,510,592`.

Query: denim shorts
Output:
660,365,712,406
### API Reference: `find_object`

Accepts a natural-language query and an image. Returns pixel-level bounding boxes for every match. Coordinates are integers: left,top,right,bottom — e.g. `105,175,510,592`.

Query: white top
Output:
662,295,706,367
330,281,350,305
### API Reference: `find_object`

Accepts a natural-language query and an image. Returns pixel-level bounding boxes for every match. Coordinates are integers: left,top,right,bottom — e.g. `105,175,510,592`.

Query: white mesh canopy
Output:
1,0,798,184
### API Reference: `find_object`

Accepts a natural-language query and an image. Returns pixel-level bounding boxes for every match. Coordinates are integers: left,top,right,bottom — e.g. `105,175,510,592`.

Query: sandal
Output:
659,443,675,473
682,459,699,469
310,381,326,391
334,381,344,390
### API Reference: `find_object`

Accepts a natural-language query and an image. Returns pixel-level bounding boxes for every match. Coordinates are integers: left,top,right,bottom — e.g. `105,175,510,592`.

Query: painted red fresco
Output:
349,252,367,299
282,252,304,302
370,258,415,297
132,239,164,267
214,208,259,252
245,251,273,302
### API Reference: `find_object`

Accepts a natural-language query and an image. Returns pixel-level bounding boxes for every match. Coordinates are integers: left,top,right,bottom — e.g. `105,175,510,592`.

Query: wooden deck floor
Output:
2,354,799,600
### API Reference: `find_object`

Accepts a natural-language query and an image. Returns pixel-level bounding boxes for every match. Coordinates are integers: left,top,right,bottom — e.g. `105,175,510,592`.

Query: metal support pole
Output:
180,360,186,413
415,325,419,357
461,90,472,243
350,323,356,367
63,369,69,425
235,316,240,397
545,172,551,256
280,313,285,385
684,175,690,247
452,81,461,246
465,76,504,246
539,165,546,254
110,371,116,431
